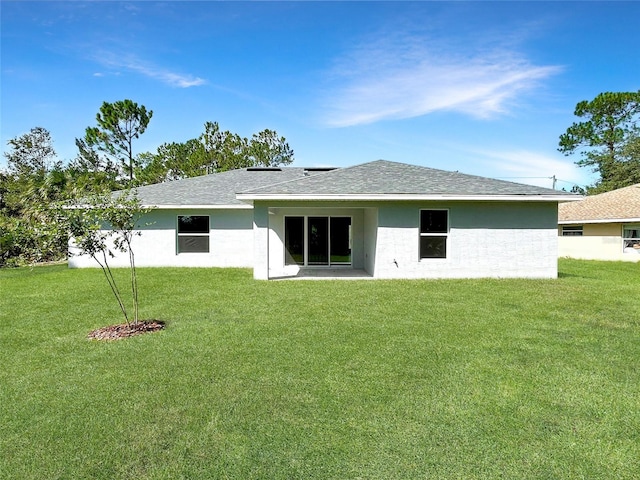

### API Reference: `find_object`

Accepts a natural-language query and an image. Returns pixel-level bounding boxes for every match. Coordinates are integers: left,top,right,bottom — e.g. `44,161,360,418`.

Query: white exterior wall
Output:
253,200,559,279
558,223,640,262
373,202,558,279
252,204,270,279
69,208,255,268
73,201,560,277
363,207,378,275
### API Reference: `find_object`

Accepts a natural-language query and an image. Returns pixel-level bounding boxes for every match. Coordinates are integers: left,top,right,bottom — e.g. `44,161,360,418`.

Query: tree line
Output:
558,90,640,194
1,99,294,266
2,91,640,267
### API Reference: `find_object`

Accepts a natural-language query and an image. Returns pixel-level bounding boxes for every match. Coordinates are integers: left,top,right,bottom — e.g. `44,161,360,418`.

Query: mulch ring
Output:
88,320,165,341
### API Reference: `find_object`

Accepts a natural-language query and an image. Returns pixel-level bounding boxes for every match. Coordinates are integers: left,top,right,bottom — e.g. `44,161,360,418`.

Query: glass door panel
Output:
285,217,304,265
330,217,352,264
308,217,329,265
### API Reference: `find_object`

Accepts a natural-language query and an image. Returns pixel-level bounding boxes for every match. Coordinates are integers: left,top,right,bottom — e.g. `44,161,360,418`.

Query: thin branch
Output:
93,250,130,325
127,238,139,325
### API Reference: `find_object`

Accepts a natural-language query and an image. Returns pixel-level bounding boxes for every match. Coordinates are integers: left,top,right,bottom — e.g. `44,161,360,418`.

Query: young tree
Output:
83,100,153,185
558,90,640,193
63,190,150,325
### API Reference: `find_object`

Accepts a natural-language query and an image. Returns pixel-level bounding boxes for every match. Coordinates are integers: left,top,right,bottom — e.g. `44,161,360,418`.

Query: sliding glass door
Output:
308,217,329,265
329,217,352,264
285,216,351,266
284,217,304,265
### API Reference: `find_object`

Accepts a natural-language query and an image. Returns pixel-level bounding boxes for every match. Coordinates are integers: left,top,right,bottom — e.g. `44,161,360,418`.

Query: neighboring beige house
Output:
558,183,640,262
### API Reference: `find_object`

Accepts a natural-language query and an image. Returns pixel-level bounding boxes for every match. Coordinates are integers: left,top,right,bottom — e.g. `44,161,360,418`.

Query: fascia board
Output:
236,193,581,202
65,204,252,210
142,204,252,209
558,217,640,225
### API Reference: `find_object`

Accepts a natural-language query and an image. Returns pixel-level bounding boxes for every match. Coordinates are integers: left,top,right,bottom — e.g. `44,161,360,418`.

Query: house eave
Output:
141,204,253,210
65,203,253,210
559,217,640,225
236,193,580,202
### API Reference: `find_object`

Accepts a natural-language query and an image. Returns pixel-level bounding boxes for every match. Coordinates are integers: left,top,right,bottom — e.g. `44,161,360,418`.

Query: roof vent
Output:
246,167,282,171
303,167,338,173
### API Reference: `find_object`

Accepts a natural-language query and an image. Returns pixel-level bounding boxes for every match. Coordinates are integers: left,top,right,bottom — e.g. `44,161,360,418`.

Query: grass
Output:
1,259,639,479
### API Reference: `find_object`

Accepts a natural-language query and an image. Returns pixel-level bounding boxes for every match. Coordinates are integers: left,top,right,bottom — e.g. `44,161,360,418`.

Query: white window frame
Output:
562,225,583,236
419,209,449,260
622,224,640,254
177,215,210,254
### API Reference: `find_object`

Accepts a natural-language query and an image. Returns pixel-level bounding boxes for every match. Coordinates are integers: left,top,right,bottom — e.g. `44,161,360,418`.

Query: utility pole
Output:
551,175,557,190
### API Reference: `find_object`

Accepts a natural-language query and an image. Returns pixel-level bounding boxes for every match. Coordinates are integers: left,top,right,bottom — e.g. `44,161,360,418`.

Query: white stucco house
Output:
558,183,640,262
70,160,578,279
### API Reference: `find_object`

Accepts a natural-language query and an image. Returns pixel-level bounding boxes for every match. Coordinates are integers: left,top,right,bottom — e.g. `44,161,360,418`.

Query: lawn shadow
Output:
558,272,593,279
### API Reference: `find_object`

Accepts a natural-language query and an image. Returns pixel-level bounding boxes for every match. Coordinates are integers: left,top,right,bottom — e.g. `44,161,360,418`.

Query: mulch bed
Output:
87,320,165,341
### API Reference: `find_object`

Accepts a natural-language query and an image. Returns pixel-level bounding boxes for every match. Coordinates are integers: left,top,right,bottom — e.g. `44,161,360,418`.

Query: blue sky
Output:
2,1,639,189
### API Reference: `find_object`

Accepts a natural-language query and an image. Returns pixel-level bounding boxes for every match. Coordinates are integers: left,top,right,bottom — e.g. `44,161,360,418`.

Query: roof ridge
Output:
125,166,313,207
590,183,640,196
238,159,576,197
569,183,640,203
238,160,412,194
558,182,640,222
369,159,571,192
238,163,353,193
128,166,308,191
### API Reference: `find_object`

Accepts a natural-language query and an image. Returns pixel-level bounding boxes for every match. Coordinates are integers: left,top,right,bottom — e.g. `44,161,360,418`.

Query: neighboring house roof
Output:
558,183,640,224
237,160,578,202
130,167,327,208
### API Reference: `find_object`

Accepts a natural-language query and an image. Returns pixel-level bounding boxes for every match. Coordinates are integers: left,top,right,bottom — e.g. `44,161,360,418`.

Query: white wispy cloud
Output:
471,148,588,188
93,51,206,88
322,34,562,127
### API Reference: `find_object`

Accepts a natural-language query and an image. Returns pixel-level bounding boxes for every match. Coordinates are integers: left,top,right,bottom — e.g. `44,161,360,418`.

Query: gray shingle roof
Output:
240,160,577,197
130,160,577,207
131,168,317,207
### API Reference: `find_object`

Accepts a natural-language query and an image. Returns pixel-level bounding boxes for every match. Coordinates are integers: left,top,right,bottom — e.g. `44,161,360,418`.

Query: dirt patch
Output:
88,320,165,340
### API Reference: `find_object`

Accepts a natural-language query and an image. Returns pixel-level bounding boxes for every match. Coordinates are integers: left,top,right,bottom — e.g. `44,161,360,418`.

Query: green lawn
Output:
1,260,639,479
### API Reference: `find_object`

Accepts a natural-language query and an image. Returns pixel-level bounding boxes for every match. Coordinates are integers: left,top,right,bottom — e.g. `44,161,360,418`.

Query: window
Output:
177,215,209,253
562,225,583,236
420,210,448,259
623,225,640,253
